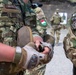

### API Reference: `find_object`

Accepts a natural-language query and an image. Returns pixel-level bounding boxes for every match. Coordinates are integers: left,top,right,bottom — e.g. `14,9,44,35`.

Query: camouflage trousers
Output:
50,26,61,44
25,64,46,75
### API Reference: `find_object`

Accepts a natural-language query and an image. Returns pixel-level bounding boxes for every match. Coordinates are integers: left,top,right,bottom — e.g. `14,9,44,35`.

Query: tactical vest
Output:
0,0,23,46
53,14,61,25
0,0,24,75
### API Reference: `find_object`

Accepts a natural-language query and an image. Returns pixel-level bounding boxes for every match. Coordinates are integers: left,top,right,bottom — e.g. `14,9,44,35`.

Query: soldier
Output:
25,2,55,75
50,9,62,45
0,0,54,75
63,12,76,75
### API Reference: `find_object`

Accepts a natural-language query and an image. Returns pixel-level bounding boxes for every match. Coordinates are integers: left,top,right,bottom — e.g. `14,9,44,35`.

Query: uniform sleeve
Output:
63,33,71,58
63,35,76,66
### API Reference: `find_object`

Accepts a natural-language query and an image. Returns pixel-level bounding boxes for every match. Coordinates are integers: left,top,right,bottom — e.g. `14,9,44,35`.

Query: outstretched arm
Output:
0,42,52,70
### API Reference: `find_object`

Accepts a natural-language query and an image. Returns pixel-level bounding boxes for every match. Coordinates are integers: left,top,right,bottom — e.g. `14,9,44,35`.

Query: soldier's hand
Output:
35,40,53,63
41,46,50,54
34,40,53,55
40,42,54,63
22,41,53,70
22,42,45,70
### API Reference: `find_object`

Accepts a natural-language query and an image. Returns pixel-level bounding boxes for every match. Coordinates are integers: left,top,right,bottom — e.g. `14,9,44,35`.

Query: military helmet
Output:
70,12,76,30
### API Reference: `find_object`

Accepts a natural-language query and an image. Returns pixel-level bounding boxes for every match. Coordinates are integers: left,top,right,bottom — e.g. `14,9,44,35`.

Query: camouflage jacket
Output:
63,27,76,66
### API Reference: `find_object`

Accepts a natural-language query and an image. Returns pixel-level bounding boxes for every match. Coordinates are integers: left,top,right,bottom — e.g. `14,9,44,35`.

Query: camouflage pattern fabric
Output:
25,12,37,28
25,64,46,75
0,0,23,46
63,27,76,67
50,25,61,44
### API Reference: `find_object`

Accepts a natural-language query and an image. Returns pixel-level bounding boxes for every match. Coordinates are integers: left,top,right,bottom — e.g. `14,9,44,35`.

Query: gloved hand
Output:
22,41,53,70
22,42,45,70
35,41,53,64
35,40,52,54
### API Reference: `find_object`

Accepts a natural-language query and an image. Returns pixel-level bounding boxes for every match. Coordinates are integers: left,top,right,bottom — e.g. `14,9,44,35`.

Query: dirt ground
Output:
40,1,76,23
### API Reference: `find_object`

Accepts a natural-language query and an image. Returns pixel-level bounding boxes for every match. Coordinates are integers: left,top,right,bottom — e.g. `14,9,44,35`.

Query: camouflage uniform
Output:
63,12,76,75
50,9,62,44
25,64,46,75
